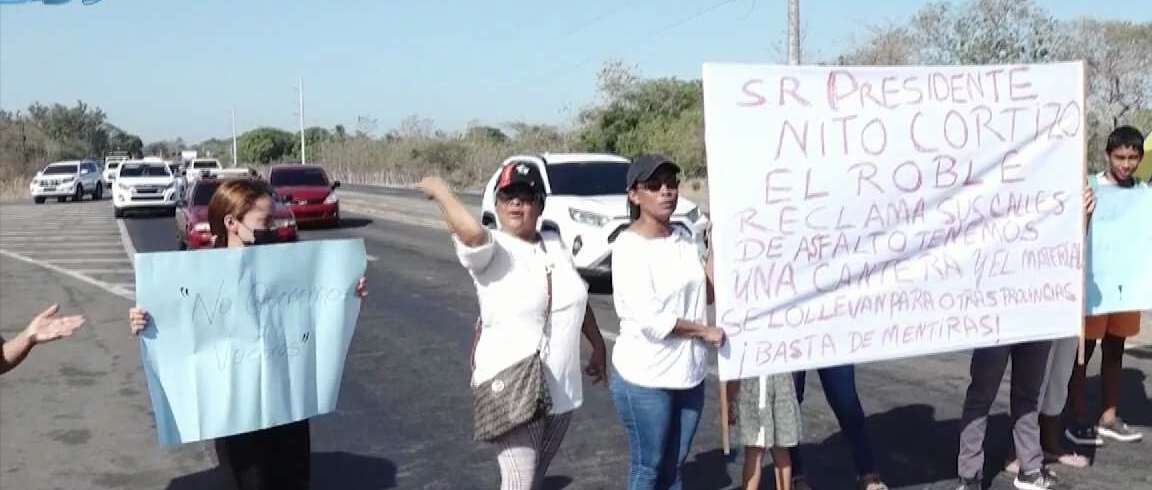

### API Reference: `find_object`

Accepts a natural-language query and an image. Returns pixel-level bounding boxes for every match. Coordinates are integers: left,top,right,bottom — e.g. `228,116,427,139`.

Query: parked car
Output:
29,160,104,204
175,176,298,250
480,153,709,278
112,160,179,218
268,164,340,227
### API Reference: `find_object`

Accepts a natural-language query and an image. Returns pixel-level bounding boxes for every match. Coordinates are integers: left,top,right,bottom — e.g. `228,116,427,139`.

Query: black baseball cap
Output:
494,162,546,195
626,154,681,191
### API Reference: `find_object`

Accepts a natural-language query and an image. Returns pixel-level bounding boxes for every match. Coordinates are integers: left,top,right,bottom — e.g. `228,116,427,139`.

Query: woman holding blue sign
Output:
128,179,368,490
1064,125,1147,448
418,168,608,490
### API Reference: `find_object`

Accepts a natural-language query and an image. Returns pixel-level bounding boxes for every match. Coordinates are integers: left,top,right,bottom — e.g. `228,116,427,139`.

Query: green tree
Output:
913,0,1061,64
466,124,508,144
239,127,294,164
577,62,705,174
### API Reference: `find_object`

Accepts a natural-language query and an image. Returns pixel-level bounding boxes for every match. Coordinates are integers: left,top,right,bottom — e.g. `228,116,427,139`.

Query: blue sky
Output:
1,0,1148,142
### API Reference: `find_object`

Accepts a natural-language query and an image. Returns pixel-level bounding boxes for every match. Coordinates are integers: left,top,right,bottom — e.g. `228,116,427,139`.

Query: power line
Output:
646,0,742,39
557,1,634,40
563,0,747,75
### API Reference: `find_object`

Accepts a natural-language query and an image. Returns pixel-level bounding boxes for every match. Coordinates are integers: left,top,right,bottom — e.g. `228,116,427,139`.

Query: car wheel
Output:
114,207,124,218
93,185,103,200
34,197,45,204
73,185,84,202
178,240,187,251
57,197,68,203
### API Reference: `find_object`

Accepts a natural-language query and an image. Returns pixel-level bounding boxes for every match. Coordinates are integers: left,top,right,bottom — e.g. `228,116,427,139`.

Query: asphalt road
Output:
2,192,1151,490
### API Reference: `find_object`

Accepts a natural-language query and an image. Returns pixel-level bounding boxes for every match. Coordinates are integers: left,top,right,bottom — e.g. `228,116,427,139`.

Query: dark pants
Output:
957,342,1051,480
214,419,311,490
791,364,878,477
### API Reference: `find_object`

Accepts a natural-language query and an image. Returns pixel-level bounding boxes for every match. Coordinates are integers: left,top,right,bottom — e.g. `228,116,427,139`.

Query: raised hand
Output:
24,305,85,344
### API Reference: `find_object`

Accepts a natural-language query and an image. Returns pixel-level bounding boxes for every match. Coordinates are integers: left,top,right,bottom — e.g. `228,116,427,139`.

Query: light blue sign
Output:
134,239,366,446
1085,186,1152,315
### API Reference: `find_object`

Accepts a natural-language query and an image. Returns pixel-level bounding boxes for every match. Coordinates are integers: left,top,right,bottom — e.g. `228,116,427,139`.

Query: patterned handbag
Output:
471,242,554,442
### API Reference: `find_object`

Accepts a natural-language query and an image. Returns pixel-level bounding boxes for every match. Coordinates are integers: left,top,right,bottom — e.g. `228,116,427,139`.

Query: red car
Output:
268,164,340,227
176,177,298,250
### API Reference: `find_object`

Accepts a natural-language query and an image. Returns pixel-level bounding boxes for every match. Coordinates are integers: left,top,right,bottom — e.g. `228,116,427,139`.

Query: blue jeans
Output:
792,364,877,477
609,369,705,490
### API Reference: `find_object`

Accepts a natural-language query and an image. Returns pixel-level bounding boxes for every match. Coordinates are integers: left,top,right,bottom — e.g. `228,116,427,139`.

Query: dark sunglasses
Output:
638,178,680,192
496,189,541,204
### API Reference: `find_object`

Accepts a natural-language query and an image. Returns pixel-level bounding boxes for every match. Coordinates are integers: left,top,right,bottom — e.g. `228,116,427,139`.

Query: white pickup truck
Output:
184,159,223,182
112,160,180,218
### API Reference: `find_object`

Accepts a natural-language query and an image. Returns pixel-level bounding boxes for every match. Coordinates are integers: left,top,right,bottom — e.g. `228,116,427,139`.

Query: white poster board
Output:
703,63,1086,381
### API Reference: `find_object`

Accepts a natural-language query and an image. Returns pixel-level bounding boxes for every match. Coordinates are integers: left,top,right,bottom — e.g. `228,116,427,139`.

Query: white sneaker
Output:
1097,419,1144,443
1014,468,1058,490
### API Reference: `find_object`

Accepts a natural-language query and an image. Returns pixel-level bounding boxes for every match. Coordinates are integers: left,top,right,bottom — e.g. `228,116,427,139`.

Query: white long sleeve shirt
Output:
610,228,709,389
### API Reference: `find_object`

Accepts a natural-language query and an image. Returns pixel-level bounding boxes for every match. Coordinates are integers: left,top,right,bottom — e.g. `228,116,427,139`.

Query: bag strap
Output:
538,237,553,358
469,235,554,371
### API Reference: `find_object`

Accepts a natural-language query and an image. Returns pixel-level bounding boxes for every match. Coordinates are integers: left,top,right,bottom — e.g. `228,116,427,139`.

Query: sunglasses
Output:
637,178,680,192
496,189,541,204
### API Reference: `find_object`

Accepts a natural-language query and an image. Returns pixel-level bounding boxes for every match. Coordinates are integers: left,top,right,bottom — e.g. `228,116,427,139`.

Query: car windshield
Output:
545,162,630,196
271,168,328,186
192,161,218,169
119,164,171,177
43,165,78,175
191,182,221,205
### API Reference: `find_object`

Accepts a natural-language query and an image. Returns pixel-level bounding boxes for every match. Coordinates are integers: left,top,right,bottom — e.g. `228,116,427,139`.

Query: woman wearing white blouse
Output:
610,155,725,490
418,166,608,490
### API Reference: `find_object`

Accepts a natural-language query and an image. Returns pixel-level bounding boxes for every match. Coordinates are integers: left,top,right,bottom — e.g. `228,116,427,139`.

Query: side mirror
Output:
332,181,341,189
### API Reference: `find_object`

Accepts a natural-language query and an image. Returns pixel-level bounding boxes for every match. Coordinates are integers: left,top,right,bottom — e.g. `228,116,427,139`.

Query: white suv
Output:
481,153,709,278
29,160,105,204
112,160,179,218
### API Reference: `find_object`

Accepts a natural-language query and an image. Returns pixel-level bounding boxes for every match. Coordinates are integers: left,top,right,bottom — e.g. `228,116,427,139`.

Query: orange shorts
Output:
1084,311,1142,340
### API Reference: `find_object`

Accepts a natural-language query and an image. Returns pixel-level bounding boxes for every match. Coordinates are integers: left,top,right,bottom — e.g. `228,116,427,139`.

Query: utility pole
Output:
231,108,239,168
787,0,800,65
296,76,306,165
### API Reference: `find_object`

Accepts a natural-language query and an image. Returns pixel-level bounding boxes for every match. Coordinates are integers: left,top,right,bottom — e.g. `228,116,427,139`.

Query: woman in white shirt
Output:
418,166,608,490
610,155,725,490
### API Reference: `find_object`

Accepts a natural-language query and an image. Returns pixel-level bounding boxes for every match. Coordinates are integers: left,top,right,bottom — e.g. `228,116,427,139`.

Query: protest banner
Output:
703,63,1087,381
1085,185,1152,315
134,238,366,446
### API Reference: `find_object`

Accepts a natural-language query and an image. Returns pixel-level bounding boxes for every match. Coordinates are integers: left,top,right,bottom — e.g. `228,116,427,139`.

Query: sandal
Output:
858,473,889,490
1044,451,1089,468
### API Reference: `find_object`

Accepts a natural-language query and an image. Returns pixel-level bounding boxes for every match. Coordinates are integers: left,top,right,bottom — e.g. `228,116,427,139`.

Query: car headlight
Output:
193,223,211,233
118,182,131,191
324,192,339,204
569,208,610,227
273,218,296,229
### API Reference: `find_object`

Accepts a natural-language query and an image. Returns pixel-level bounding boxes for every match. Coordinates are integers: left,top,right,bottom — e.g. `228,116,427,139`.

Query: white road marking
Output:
0,235,124,241
72,268,137,275
20,250,131,256
0,241,122,248
44,258,132,264
0,249,134,300
116,218,138,262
